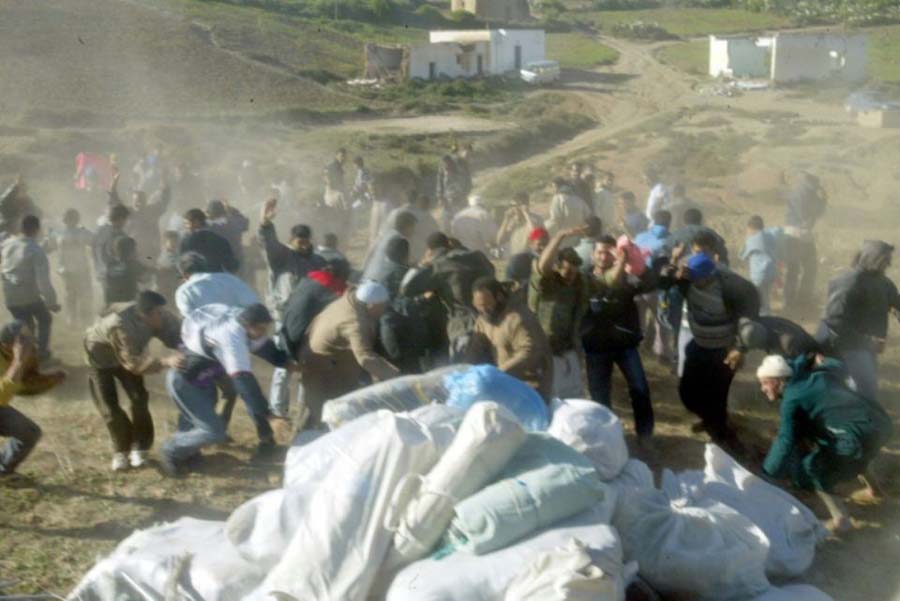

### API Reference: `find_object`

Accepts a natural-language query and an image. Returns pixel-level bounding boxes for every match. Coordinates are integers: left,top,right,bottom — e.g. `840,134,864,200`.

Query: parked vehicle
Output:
520,60,560,85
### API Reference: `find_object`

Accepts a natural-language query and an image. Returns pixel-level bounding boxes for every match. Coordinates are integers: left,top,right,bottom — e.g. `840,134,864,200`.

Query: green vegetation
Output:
546,33,621,68
579,8,790,37
357,77,526,114
656,40,708,75
869,25,900,82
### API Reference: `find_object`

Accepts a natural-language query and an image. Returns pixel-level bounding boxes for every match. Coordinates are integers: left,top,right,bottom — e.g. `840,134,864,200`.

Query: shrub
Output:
592,0,660,9
610,20,678,40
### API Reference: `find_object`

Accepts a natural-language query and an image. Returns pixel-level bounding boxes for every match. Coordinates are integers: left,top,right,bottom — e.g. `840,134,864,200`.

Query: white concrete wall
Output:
408,42,491,79
488,29,545,73
710,35,769,78
709,36,731,77
771,32,867,83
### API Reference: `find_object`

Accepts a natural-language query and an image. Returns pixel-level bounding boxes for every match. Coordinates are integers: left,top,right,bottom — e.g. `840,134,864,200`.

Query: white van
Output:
520,60,560,85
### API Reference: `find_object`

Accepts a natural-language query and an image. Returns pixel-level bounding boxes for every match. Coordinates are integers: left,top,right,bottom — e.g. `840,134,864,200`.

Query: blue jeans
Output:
162,369,227,464
585,347,654,436
8,301,52,358
0,405,42,474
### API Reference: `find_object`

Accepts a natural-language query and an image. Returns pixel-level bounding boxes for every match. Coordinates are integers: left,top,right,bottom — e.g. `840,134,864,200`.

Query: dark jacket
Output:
506,251,536,285
178,229,238,273
819,241,900,351
402,248,495,316
258,222,324,282
0,184,40,237
281,275,340,358
755,316,821,358
208,210,249,263
104,259,149,305
378,296,444,374
785,179,826,231
582,270,658,353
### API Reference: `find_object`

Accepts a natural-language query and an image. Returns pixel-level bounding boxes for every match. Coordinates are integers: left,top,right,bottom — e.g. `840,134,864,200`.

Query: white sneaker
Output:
111,453,129,471
129,450,148,468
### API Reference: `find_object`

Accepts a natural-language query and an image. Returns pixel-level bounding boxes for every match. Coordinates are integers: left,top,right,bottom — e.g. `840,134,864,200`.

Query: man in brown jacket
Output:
300,281,400,428
84,291,184,471
466,277,553,401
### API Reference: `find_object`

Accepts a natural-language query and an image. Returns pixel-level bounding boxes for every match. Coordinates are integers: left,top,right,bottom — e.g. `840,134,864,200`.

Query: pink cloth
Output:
74,152,113,191
617,235,648,276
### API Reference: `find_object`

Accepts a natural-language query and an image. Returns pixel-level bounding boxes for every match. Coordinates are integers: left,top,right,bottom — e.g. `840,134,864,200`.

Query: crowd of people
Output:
0,148,894,531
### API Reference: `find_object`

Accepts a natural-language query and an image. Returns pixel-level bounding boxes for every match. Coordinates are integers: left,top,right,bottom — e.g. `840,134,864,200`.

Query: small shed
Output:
709,31,868,84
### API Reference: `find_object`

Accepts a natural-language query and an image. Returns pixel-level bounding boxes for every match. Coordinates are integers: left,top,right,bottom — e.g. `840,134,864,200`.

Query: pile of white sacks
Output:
68,397,833,601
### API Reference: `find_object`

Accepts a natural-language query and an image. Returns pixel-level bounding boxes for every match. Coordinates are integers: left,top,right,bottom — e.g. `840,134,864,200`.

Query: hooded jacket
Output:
820,240,900,350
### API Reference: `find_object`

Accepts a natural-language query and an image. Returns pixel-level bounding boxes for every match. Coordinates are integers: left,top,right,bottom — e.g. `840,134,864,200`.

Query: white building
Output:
709,31,867,83
407,29,545,80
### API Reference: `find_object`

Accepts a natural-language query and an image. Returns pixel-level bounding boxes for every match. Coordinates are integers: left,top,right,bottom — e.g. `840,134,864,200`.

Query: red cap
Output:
528,227,550,242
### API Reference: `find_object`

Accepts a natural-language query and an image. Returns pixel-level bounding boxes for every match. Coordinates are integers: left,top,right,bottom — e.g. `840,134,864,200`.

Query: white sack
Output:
254,411,449,601
386,402,527,568
322,365,468,428
548,399,629,480
752,584,834,601
661,444,827,579
504,538,625,601
283,404,461,489
613,489,771,601
386,507,624,601
225,486,313,569
67,518,264,601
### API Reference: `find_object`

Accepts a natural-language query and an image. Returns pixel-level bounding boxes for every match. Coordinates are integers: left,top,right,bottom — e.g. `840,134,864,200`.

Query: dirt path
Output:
474,36,696,190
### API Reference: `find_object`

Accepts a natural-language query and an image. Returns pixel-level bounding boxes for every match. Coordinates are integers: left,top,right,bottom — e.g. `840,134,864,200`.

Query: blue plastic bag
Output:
443,365,549,431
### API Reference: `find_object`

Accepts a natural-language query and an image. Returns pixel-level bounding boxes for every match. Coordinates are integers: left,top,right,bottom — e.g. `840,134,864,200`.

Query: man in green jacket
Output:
756,354,892,532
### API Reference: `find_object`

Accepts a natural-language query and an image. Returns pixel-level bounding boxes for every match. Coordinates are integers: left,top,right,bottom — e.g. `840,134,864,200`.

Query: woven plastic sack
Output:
284,405,462,488
385,402,527,569
68,518,264,601
548,399,629,480
386,507,623,601
322,365,469,429
504,538,625,601
253,412,450,601
443,434,614,555
444,365,550,431
613,489,770,601
661,444,827,579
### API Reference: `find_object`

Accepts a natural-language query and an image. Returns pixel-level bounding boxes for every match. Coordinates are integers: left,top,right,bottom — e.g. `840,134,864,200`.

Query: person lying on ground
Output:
756,354,892,533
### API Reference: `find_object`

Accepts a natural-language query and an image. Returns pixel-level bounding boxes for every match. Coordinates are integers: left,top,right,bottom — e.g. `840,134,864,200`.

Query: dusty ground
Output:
1,0,900,599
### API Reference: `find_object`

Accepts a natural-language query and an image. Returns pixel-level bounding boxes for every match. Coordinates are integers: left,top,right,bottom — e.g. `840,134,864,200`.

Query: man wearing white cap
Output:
451,195,498,256
299,281,400,429
756,354,892,532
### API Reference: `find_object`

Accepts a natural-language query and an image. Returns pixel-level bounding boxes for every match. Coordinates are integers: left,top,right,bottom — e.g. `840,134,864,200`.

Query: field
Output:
572,7,791,37
547,32,622,69
3,0,900,599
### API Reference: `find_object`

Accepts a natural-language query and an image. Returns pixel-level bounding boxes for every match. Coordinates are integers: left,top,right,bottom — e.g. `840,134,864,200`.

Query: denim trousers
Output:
162,369,227,464
0,405,42,474
8,301,52,357
585,346,654,436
